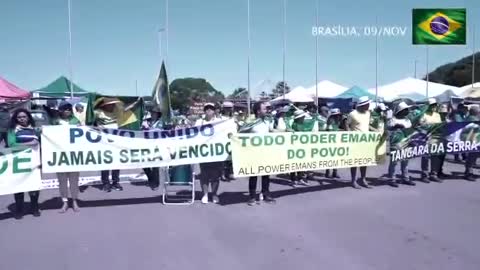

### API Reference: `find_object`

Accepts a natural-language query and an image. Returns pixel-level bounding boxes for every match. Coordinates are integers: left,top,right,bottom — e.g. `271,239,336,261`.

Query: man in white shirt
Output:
346,96,372,189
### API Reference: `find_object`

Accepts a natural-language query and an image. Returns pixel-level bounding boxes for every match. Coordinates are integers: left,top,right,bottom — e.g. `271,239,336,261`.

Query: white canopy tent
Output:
304,80,349,98
369,77,461,102
460,83,480,98
271,86,314,103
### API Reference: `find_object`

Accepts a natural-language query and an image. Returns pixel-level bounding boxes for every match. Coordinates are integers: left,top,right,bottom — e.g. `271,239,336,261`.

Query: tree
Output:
270,81,291,98
169,78,225,114
228,87,249,99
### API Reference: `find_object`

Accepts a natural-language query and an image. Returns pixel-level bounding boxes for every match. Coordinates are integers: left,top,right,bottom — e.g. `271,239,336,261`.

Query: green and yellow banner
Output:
412,8,466,45
231,131,387,177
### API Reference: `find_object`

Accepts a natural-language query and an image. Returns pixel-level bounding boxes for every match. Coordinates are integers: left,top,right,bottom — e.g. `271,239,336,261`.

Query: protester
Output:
325,108,342,179
453,103,469,162
371,103,388,134
464,105,480,181
386,102,415,187
346,96,372,189
273,105,291,132
290,109,310,187
52,101,82,213
317,105,329,131
7,108,41,219
142,108,163,190
93,97,141,192
195,103,223,204
221,101,235,181
419,98,443,183
239,101,276,206
437,103,450,178
74,103,86,125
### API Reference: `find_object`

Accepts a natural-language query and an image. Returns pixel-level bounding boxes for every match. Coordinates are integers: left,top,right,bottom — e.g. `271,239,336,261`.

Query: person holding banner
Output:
142,108,163,190
195,103,223,204
53,101,82,213
290,109,311,187
325,108,343,179
7,108,41,219
453,103,469,163
437,104,451,178
464,105,480,181
346,96,372,189
273,106,291,132
93,97,141,192
386,102,415,187
419,98,443,183
239,101,276,206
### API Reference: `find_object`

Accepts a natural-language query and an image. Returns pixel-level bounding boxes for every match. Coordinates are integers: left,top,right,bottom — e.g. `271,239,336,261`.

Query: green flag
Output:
86,93,144,130
412,8,466,45
152,61,172,123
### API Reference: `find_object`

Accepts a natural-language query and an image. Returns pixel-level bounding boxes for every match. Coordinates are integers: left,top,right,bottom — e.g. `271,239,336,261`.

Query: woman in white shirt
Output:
195,103,223,204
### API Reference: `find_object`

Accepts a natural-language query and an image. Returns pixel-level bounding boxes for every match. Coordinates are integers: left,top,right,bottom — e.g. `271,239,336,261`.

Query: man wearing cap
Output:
346,96,372,188
419,98,443,183
93,97,142,192
464,105,480,181
239,101,276,206
195,103,223,204
325,108,343,179
289,109,311,186
386,102,415,187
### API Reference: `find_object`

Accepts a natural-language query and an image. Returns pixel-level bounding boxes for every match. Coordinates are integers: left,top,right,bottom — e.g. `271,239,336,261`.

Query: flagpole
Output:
67,0,74,98
135,80,138,96
165,0,169,68
247,0,251,117
426,45,429,98
414,59,418,78
282,0,286,99
315,0,318,107
375,16,378,103
158,28,165,62
473,24,476,88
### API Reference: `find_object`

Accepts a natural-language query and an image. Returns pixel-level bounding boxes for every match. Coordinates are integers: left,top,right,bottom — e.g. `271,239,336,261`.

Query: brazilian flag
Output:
86,93,144,130
412,9,466,45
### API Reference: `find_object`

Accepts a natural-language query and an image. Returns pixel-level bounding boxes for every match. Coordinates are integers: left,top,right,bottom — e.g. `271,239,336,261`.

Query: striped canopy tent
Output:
32,76,90,98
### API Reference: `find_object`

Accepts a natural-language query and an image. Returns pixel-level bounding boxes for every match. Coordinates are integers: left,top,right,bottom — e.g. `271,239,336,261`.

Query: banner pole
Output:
426,45,429,98
375,16,378,103
315,0,319,107
282,0,287,99
247,0,251,117
67,0,74,98
473,24,476,88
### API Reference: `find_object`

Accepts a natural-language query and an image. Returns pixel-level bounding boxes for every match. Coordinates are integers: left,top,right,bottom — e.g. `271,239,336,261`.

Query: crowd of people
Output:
2,95,479,219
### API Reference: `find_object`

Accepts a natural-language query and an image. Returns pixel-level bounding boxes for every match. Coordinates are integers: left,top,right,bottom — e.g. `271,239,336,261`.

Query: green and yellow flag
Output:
412,9,466,45
86,94,144,130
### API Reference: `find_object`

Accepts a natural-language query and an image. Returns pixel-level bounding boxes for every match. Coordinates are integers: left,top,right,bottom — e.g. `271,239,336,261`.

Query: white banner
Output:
41,119,236,173
0,146,42,196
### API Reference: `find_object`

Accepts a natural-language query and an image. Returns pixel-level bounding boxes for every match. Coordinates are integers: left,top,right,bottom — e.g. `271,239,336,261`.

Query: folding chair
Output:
162,164,195,205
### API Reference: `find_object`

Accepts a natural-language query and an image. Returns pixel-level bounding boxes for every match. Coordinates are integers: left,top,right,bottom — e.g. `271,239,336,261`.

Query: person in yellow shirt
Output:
346,96,372,189
419,98,443,183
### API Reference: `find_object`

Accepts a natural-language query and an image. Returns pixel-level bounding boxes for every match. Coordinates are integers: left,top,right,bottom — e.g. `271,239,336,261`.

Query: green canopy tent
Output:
32,76,90,98
336,85,376,101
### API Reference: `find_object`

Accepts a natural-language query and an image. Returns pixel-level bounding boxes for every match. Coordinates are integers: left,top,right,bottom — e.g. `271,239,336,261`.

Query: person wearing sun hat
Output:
346,96,372,189
325,108,343,179
386,102,416,187
419,97,443,183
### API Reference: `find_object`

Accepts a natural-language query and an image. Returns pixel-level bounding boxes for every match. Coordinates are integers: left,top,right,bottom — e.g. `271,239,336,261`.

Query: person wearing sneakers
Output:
419,98,443,183
325,108,343,179
239,101,276,206
437,104,451,178
346,96,372,189
464,105,480,181
53,101,82,213
290,109,311,187
195,103,223,204
386,102,415,187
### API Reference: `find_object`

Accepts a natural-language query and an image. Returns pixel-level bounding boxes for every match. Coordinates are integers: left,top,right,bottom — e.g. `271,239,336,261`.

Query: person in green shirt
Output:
53,101,82,213
464,105,480,181
290,110,311,187
325,108,342,179
453,103,469,162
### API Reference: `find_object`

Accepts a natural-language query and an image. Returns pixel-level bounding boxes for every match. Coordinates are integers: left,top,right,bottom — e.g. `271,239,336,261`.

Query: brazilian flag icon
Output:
412,9,466,45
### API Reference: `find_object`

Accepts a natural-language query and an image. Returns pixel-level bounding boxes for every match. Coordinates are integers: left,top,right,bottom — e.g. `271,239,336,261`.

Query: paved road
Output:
0,157,480,270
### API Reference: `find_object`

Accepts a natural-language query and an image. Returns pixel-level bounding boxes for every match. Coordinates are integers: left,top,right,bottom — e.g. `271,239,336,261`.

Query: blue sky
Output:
0,0,477,96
